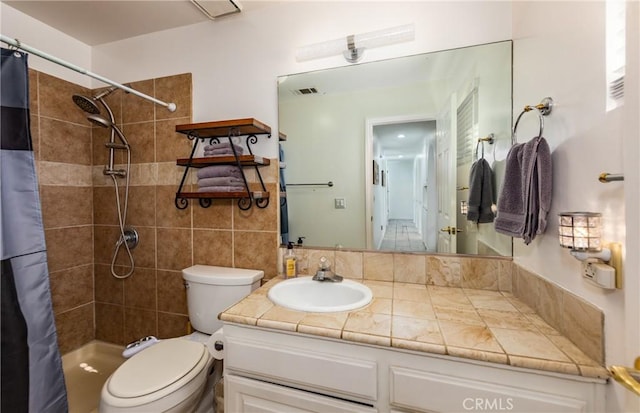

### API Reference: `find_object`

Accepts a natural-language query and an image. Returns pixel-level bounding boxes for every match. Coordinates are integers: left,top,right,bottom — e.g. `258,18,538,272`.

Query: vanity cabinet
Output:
174,118,272,210
223,324,607,413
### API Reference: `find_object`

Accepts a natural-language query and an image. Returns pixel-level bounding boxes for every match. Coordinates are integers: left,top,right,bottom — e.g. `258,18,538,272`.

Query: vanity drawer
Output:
389,366,587,413
225,336,377,402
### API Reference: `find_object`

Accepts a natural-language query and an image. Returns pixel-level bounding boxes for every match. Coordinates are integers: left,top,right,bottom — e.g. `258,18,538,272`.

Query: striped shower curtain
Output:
1,48,68,412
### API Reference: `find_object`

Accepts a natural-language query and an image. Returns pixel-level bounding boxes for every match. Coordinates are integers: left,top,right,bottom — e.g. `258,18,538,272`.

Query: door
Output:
436,98,457,253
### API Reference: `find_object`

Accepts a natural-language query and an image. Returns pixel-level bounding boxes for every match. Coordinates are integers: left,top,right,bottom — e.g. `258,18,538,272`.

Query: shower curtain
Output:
1,48,68,412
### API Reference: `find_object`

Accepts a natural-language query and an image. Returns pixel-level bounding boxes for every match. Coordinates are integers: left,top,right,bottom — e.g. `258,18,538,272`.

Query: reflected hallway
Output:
380,219,427,252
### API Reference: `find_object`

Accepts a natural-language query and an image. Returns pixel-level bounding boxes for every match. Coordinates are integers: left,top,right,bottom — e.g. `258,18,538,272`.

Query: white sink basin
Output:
267,276,373,313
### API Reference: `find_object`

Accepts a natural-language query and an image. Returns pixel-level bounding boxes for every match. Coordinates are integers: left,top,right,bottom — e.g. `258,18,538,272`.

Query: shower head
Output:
72,87,118,114
86,113,111,128
87,114,129,146
72,94,101,114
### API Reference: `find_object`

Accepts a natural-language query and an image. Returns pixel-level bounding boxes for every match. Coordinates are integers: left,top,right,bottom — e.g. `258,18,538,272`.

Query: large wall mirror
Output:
278,40,513,257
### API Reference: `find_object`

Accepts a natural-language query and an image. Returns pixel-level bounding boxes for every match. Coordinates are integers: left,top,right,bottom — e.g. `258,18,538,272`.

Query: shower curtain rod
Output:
0,34,177,112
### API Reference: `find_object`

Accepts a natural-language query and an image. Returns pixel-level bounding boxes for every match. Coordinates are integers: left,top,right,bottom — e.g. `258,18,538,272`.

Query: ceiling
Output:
2,1,266,46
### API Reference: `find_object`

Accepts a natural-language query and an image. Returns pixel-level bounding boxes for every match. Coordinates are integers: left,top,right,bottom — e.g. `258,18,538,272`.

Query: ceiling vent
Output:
191,0,242,20
292,87,319,96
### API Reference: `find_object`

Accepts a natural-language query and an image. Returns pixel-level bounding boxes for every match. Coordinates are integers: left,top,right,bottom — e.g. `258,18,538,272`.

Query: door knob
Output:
440,226,463,235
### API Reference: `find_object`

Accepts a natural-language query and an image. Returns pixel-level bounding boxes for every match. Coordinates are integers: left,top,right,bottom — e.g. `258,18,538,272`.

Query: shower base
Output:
62,340,125,413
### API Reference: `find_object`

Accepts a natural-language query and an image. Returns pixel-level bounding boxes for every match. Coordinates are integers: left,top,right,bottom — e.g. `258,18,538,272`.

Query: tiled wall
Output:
30,70,95,354
91,73,280,346
31,70,279,353
284,247,514,292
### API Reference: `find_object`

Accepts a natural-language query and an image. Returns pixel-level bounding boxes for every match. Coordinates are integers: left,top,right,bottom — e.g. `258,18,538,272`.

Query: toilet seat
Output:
101,338,212,411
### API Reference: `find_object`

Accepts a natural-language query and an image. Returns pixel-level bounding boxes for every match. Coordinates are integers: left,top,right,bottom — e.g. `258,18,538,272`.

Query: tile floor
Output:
380,219,427,252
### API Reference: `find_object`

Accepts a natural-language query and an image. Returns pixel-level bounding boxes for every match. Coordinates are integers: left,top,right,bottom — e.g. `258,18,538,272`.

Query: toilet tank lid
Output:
182,265,264,285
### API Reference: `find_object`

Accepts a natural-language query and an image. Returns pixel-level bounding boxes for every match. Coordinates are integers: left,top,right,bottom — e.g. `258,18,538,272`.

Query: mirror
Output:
279,41,513,256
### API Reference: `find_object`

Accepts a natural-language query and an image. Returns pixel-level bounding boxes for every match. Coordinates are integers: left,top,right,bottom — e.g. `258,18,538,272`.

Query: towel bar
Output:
599,173,624,183
287,181,334,187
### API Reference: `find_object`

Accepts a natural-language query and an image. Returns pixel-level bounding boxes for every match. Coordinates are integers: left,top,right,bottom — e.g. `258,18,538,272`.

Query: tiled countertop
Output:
220,277,609,380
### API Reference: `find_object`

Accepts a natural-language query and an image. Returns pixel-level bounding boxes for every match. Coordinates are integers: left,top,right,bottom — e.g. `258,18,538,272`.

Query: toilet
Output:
99,265,264,413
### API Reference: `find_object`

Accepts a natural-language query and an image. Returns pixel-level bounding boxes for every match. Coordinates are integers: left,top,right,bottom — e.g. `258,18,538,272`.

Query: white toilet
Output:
99,265,264,413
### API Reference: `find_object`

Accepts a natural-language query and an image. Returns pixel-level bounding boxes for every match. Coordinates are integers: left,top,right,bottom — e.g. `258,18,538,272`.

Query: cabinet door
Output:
226,375,378,413
390,367,587,413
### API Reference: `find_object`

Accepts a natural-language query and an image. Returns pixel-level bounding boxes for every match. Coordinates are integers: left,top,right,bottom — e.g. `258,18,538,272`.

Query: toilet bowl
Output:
99,265,264,413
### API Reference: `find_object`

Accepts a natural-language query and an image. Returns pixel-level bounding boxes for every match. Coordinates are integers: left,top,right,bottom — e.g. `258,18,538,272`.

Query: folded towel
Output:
196,165,243,179
204,142,243,153
197,186,246,193
495,136,552,244
197,176,245,187
203,149,238,156
467,158,495,223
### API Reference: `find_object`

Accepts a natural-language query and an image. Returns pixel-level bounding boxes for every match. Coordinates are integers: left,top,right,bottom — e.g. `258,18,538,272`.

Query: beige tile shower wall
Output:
92,73,279,346
31,70,96,354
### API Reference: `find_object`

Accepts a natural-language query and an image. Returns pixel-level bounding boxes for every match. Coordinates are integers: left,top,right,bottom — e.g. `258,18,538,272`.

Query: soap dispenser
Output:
283,242,297,279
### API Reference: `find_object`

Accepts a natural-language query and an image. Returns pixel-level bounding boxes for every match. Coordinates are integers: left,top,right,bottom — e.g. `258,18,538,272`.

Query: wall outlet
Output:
583,262,616,289
334,198,346,209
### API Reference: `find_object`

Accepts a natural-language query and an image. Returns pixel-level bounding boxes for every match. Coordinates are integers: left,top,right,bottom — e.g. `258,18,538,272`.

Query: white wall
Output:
1,3,92,87
512,2,638,411
90,1,512,159
388,159,413,219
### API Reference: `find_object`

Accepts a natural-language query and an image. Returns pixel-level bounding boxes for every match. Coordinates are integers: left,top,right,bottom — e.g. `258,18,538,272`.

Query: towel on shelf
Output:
196,165,243,179
204,142,243,153
197,176,245,188
197,186,246,193
203,148,243,156
467,158,495,223
495,136,552,244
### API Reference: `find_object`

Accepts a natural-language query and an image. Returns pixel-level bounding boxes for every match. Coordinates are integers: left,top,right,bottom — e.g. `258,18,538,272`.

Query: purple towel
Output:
197,176,245,187
204,142,243,152
197,186,246,193
204,149,237,156
495,136,552,244
196,165,243,179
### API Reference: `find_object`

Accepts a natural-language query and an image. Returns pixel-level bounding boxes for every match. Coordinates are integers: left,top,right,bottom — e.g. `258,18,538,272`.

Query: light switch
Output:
334,198,346,209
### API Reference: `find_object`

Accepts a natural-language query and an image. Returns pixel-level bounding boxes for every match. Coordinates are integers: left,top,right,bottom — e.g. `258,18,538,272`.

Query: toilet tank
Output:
182,265,264,334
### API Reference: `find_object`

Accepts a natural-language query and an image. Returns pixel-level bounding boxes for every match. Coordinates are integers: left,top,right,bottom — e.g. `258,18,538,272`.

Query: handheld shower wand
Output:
73,90,137,279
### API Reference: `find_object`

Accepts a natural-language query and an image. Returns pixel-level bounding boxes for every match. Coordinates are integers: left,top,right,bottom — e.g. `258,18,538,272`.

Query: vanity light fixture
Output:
295,24,415,63
558,212,622,289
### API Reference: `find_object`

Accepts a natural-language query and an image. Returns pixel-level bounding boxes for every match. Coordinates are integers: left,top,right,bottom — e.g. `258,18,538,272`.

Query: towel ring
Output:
512,97,554,145
474,134,495,160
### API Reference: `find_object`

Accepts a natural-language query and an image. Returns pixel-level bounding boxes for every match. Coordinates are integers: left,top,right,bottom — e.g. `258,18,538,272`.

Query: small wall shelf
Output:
174,118,272,210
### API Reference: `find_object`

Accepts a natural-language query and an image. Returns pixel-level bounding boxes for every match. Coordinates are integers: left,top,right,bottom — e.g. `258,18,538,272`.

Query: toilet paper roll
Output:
207,327,225,360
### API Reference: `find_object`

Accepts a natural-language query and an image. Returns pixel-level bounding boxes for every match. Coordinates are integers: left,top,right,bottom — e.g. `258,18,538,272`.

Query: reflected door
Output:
436,100,456,253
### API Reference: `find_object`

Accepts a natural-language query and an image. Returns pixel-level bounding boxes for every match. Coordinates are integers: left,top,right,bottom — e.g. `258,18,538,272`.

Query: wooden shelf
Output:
176,155,270,168
175,118,272,210
177,191,269,200
175,118,271,138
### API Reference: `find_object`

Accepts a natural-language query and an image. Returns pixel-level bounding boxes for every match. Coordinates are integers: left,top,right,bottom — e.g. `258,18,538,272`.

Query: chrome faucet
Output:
312,257,343,282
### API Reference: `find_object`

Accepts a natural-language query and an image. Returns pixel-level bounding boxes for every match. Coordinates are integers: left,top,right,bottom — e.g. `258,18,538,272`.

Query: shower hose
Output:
110,148,134,279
